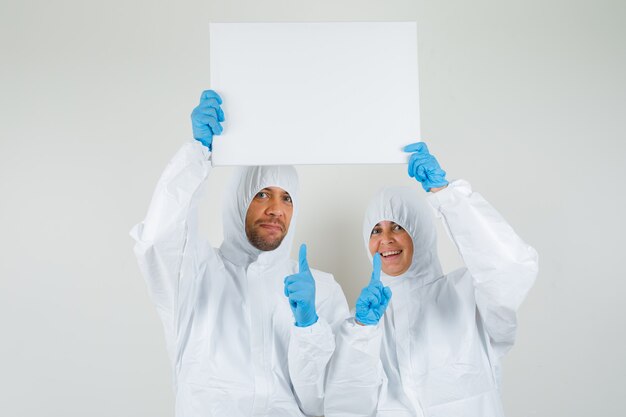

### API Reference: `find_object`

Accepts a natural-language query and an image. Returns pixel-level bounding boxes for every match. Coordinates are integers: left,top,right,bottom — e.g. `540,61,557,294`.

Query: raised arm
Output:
287,287,349,416
428,180,538,356
324,254,390,417
285,244,350,416
404,142,538,357
129,90,225,358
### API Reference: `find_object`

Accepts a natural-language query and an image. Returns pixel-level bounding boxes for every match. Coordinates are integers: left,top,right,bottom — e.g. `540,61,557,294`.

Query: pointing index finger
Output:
371,253,382,283
299,243,310,274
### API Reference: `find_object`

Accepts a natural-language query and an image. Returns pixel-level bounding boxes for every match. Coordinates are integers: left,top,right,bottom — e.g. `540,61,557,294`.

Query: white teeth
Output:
381,250,401,257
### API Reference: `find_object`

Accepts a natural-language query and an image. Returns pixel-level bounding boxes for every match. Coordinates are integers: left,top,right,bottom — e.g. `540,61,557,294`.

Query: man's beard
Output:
245,221,287,251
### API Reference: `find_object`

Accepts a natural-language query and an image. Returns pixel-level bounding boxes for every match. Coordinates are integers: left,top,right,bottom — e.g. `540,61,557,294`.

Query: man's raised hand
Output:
191,90,225,150
284,244,318,327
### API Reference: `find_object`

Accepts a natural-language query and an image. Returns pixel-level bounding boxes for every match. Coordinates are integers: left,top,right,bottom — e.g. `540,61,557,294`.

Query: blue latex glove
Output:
191,90,225,150
403,142,448,192
355,254,392,326
284,244,319,327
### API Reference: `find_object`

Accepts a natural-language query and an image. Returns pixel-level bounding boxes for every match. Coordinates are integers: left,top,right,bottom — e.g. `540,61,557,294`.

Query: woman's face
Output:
368,220,414,276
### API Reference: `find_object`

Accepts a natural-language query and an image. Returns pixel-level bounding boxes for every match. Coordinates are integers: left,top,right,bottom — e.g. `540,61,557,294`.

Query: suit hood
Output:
220,165,299,267
362,186,443,287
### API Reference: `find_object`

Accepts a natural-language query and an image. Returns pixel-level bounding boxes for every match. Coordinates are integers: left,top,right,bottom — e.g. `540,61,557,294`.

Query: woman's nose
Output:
380,231,395,245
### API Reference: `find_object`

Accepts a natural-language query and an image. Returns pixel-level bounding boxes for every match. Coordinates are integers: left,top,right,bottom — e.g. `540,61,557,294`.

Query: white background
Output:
1,1,625,416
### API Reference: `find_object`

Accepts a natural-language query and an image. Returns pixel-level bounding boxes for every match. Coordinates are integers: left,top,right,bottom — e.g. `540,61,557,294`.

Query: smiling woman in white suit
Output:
324,142,539,417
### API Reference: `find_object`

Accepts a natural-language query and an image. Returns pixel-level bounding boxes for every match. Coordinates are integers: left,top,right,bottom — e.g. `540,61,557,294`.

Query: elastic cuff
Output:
193,140,212,160
345,317,382,335
342,317,383,353
292,316,329,335
427,179,471,209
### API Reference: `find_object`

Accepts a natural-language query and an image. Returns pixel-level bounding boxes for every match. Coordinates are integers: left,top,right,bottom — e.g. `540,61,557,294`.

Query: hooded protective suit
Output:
325,181,538,417
131,141,349,417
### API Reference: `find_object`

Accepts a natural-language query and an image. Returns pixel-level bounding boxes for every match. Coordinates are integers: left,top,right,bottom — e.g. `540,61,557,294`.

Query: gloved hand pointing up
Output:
355,253,392,326
284,244,319,327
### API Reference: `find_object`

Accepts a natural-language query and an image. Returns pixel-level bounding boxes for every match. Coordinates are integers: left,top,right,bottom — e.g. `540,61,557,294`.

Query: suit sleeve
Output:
288,279,350,416
324,318,384,417
129,141,214,363
428,179,539,357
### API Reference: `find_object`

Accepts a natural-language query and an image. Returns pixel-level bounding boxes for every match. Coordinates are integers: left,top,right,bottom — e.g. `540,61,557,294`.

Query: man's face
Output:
245,187,294,251
368,221,414,276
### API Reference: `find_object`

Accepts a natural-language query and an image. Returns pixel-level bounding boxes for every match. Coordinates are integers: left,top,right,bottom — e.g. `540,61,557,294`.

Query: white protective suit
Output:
325,181,538,417
131,141,349,417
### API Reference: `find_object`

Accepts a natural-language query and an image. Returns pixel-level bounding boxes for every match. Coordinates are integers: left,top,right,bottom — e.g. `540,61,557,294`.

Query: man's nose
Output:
265,199,284,217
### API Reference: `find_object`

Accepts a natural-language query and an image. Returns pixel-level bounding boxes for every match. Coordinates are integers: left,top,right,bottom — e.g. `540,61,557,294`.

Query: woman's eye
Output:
256,192,268,198
283,195,293,203
371,228,381,235
393,224,404,231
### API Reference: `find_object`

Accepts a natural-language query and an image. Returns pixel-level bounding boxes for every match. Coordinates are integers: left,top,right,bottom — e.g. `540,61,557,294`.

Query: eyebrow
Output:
258,188,291,198
372,221,399,227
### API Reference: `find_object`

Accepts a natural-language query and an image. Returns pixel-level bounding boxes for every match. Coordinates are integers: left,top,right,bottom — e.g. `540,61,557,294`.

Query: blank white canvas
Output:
209,22,420,166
